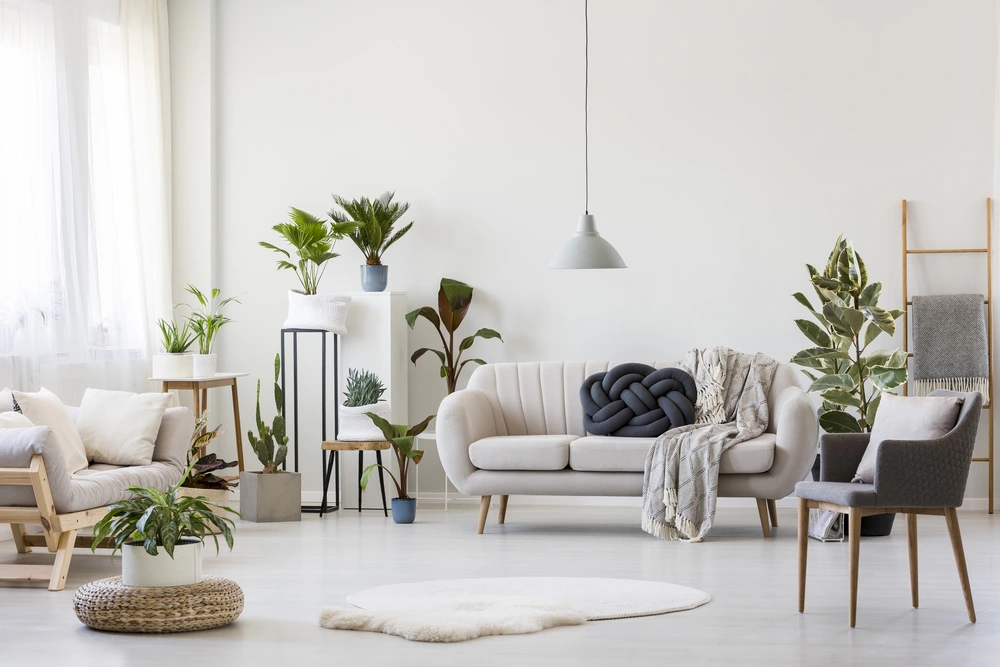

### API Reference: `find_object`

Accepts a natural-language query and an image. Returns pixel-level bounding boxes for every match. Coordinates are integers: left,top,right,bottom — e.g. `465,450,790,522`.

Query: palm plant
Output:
259,207,359,294
90,414,236,557
329,191,414,265
185,284,239,355
407,278,503,394
790,235,907,433
359,413,434,500
156,316,195,353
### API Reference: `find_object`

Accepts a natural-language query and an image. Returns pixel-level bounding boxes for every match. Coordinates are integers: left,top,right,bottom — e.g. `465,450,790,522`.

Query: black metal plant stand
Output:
280,328,340,514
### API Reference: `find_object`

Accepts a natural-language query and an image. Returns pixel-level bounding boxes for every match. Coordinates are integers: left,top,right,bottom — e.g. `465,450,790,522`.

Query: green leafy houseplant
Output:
790,235,907,433
185,284,240,355
343,368,386,407
156,316,195,353
259,207,359,294
329,191,414,266
247,354,289,473
406,278,503,394
180,417,238,491
359,413,435,500
91,414,236,557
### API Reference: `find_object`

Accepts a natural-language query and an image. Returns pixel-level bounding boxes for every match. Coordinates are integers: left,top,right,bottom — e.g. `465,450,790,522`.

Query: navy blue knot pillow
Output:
580,363,698,437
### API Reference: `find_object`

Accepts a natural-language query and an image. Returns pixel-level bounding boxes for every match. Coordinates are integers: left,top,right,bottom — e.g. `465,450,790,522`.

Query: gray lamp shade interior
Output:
549,215,627,270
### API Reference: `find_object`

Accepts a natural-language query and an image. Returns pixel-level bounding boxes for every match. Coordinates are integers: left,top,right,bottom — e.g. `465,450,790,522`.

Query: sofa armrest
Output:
0,426,75,512
436,388,498,494
819,433,870,483
152,407,195,468
767,386,819,496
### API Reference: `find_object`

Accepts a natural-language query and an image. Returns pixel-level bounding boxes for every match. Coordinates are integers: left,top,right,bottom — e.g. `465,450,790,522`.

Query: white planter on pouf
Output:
191,353,218,378
152,353,193,378
122,539,203,587
282,290,351,335
339,402,391,442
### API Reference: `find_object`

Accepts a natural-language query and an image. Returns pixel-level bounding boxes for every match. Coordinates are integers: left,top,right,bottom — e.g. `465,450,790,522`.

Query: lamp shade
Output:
549,215,626,270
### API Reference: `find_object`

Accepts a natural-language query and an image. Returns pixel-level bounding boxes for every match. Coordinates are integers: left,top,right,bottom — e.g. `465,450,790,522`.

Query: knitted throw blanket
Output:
912,294,989,397
641,347,777,542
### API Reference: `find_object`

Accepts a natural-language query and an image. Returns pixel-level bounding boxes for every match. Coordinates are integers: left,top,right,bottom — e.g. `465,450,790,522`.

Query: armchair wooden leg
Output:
498,495,508,525
767,499,778,527
10,524,31,554
477,496,491,534
755,499,771,538
48,529,77,592
944,507,976,623
848,507,861,628
798,498,808,613
906,513,919,608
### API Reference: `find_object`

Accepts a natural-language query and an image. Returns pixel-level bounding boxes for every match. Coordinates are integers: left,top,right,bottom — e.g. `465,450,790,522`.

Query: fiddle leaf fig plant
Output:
790,235,907,434
359,413,434,500
406,278,503,394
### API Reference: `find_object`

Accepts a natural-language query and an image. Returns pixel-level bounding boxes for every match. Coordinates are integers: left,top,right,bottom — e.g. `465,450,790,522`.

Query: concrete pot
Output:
152,353,193,379
239,471,301,522
122,539,203,587
191,353,218,378
339,402,391,441
391,498,416,524
360,265,388,292
282,290,351,335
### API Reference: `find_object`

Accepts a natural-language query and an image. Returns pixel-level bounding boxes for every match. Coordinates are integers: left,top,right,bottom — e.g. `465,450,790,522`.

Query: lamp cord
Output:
584,0,589,215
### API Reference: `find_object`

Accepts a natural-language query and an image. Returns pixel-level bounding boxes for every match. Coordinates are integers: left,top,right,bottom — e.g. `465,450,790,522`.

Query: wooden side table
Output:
152,373,248,472
320,440,389,517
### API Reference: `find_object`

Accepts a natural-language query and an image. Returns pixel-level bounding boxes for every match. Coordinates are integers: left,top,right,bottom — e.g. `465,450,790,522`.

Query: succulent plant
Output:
247,354,289,473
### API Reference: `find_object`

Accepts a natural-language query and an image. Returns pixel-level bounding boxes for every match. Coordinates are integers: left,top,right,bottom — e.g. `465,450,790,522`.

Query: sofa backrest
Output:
466,361,804,437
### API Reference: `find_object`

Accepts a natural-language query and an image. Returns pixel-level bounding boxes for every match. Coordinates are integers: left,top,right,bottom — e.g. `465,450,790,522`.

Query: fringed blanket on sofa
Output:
642,346,777,542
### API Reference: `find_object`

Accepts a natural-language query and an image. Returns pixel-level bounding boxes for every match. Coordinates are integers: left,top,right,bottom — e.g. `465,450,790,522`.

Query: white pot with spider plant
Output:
90,416,236,587
152,316,195,378
339,368,391,441
360,412,434,524
260,207,359,334
328,191,414,292
185,284,240,378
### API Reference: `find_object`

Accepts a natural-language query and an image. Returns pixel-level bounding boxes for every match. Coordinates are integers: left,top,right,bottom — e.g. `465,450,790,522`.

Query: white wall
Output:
170,0,999,505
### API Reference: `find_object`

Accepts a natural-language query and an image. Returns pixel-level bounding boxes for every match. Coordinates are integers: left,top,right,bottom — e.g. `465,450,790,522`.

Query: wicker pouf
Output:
73,576,244,633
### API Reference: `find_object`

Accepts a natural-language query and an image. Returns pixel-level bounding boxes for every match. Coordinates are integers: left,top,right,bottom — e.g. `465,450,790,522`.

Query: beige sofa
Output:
0,406,193,590
437,361,818,535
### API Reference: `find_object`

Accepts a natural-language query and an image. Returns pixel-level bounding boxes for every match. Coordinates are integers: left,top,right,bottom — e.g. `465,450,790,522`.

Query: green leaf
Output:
438,278,474,334
807,374,855,392
405,414,435,438
790,347,850,368
411,347,446,366
458,327,504,352
794,319,832,347
792,292,816,312
860,305,896,336
865,392,882,426
863,322,882,347
869,365,907,391
819,410,863,434
404,306,440,330
823,302,866,336
859,281,882,308
821,388,862,408
812,275,852,292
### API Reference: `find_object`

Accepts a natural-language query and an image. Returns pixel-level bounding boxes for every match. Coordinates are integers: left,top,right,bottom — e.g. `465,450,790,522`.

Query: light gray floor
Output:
1,504,997,666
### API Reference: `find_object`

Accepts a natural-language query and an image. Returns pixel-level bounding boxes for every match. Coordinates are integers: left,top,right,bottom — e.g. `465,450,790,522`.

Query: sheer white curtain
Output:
0,0,171,402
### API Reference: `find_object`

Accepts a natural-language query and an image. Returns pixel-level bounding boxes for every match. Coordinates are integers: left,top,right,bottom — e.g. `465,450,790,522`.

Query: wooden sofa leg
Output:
10,524,31,554
48,529,77,592
477,496,491,534
755,499,771,538
944,507,976,623
848,507,861,628
767,499,778,527
906,513,919,608
498,496,508,525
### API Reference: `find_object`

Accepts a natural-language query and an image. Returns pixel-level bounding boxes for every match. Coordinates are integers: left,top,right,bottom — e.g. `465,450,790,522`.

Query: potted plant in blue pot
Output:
360,412,434,523
328,191,414,292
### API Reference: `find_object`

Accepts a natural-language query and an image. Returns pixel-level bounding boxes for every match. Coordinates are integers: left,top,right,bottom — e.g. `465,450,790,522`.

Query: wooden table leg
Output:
798,498,808,613
231,379,244,472
193,387,202,421
848,506,862,628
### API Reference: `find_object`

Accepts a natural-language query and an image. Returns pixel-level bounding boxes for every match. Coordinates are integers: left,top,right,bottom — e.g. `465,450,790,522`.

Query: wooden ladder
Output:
901,198,994,513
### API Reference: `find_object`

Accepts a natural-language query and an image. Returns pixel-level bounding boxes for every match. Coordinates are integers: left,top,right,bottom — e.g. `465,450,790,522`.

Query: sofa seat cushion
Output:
469,435,576,471
568,433,777,474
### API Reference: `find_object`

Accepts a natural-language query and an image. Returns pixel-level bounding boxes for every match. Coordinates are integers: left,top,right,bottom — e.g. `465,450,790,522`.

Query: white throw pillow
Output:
853,394,964,484
0,412,34,429
12,388,90,474
0,386,14,413
76,388,172,466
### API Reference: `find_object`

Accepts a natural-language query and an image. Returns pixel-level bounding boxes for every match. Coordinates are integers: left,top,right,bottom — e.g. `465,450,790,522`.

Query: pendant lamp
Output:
549,0,626,270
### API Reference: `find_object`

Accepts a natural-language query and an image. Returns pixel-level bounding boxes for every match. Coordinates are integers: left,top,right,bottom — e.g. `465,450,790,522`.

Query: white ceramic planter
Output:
152,353,193,379
192,353,218,378
122,539,203,587
282,290,351,335
339,402,391,441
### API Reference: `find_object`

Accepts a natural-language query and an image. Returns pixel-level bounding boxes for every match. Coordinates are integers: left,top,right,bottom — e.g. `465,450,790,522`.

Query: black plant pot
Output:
810,453,895,537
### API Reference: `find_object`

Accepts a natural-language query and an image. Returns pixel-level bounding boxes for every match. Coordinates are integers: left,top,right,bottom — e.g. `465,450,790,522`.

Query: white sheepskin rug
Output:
320,577,710,642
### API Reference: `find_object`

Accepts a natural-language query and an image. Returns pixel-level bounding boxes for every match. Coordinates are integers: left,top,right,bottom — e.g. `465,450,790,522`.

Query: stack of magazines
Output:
808,508,844,542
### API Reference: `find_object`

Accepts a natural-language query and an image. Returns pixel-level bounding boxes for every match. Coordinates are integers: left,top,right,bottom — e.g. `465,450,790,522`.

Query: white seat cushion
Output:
568,433,776,474
469,435,576,471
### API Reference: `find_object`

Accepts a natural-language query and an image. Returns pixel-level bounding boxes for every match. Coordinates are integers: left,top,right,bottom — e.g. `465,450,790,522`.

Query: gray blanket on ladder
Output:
911,293,989,397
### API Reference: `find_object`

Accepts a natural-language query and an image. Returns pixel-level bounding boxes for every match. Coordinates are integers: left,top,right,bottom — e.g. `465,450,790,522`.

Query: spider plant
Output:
156,316,195,353
328,191,414,266
359,413,434,500
259,207,359,294
185,284,240,355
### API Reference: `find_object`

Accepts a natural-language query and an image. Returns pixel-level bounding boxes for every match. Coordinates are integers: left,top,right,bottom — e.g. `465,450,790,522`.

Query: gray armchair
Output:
794,390,981,627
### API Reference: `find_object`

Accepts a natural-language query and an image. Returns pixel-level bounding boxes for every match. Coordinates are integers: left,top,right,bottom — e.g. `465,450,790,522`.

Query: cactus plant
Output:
247,354,289,473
